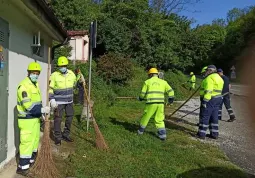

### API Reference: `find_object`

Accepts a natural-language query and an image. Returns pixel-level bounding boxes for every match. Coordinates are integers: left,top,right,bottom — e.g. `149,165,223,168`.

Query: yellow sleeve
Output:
49,74,55,100
139,82,147,99
17,85,33,110
165,82,174,98
203,77,213,102
72,71,77,87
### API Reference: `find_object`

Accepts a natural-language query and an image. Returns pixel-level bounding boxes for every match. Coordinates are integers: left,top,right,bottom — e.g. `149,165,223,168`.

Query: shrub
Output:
97,53,134,85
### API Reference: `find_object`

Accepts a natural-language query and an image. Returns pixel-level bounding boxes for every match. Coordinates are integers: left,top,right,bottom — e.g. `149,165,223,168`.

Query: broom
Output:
29,47,60,178
82,82,109,150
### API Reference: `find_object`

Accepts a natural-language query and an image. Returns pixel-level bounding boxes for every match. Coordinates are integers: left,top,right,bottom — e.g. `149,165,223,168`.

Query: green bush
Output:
97,53,134,85
69,61,116,107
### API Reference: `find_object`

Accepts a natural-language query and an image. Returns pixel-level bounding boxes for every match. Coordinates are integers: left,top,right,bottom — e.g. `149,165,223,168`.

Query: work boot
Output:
206,134,218,139
159,137,166,141
62,136,74,142
55,139,61,146
227,118,236,122
196,133,205,140
16,167,29,176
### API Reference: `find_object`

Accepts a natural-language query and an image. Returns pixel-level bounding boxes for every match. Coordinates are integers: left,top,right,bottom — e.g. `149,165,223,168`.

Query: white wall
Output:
0,0,52,167
69,36,89,61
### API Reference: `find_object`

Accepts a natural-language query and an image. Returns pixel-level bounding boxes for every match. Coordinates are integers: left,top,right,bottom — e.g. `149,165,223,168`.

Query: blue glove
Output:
168,97,174,104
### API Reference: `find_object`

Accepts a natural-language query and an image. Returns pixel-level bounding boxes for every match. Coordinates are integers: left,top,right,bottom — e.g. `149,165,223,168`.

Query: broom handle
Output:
180,107,200,119
44,47,51,121
116,97,137,99
83,82,94,119
168,86,200,118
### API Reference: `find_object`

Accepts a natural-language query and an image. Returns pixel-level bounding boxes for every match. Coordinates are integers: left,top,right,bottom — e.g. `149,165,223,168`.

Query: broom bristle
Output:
29,121,60,178
93,120,109,150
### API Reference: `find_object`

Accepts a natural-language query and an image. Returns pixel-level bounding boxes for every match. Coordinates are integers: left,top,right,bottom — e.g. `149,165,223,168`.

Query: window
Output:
32,37,44,57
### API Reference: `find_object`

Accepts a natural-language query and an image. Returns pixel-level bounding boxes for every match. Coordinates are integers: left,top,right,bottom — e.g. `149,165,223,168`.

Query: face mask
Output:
59,67,67,73
29,74,39,82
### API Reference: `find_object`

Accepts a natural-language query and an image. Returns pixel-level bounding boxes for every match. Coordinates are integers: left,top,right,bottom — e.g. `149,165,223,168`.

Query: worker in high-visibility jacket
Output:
49,56,76,145
197,66,208,127
75,68,86,105
138,68,174,140
16,62,50,176
197,65,224,139
188,72,196,90
217,68,236,122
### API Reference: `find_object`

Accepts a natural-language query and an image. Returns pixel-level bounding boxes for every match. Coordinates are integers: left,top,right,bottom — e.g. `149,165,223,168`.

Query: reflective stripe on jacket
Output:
17,77,42,119
202,73,224,102
139,76,174,104
49,70,76,104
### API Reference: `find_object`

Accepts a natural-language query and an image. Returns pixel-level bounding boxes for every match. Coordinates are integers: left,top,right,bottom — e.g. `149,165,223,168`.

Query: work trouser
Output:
139,103,166,139
218,93,235,120
18,118,40,170
77,83,84,104
198,97,222,138
188,82,195,90
54,103,74,140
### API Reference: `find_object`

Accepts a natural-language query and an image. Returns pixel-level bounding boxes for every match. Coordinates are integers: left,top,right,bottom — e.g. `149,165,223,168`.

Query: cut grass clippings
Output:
64,100,247,178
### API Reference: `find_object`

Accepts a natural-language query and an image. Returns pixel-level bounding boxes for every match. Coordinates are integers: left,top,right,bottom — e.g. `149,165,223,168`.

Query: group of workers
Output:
16,54,236,175
137,65,236,141
16,57,85,175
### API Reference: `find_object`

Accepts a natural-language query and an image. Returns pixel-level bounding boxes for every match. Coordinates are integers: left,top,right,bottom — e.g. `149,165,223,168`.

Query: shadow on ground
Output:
177,167,254,178
178,109,199,116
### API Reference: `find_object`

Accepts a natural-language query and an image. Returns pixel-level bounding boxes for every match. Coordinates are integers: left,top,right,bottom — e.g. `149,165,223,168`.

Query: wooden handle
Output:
169,86,200,118
45,47,51,121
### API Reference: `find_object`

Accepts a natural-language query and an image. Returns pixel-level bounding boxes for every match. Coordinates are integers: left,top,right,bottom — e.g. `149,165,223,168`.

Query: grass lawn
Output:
63,100,247,178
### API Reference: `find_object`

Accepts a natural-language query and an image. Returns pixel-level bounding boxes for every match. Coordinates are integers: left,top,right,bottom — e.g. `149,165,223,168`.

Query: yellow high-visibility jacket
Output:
139,76,174,104
201,73,224,102
49,70,76,104
17,77,42,119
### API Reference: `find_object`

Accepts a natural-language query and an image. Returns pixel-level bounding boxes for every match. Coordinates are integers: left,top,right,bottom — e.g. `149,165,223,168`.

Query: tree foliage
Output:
49,0,255,75
97,53,134,84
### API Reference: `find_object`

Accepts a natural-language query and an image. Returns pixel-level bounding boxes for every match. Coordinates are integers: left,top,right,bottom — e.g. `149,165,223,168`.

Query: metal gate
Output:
0,17,9,163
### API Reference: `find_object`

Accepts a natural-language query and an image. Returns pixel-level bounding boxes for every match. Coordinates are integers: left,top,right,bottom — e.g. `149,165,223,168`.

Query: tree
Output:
150,0,201,15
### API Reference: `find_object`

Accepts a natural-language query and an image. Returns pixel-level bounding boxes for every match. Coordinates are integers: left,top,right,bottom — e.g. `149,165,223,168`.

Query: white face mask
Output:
59,67,67,73
29,74,39,82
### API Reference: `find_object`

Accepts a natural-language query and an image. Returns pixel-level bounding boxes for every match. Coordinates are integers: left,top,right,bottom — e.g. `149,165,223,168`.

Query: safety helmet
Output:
190,72,194,75
201,66,207,74
57,56,69,66
27,62,42,72
148,68,158,74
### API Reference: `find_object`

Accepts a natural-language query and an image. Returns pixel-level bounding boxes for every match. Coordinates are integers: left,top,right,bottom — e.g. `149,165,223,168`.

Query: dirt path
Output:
169,88,255,176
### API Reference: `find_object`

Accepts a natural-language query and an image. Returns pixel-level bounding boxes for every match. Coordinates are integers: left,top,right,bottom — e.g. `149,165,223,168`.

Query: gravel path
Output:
171,89,255,176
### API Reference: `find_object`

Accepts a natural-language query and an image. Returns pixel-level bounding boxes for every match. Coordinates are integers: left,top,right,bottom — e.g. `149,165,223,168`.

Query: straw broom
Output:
29,47,60,178
82,82,109,150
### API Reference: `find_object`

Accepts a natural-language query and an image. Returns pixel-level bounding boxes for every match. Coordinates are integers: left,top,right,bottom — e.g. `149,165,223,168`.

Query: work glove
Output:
137,97,143,101
201,100,208,108
41,106,51,114
168,97,174,104
50,99,58,109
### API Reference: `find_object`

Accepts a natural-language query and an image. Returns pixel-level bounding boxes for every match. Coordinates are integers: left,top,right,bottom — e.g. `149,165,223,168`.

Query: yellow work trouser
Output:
139,103,166,139
18,118,40,170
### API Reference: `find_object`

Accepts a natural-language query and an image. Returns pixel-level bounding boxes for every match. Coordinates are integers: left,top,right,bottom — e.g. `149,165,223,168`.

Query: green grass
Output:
63,100,247,178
